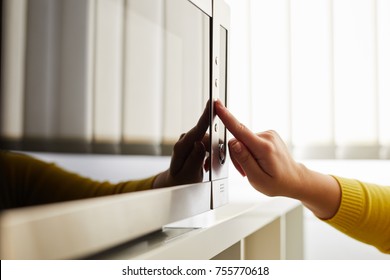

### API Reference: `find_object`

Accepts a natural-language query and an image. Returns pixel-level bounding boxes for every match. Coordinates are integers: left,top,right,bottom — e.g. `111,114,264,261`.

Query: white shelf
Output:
93,198,304,260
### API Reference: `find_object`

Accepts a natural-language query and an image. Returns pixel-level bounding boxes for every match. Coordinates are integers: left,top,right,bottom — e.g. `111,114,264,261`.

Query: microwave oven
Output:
0,0,230,259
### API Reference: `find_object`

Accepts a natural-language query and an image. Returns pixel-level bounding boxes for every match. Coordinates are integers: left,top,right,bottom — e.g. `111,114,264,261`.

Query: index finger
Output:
183,100,210,144
214,99,262,153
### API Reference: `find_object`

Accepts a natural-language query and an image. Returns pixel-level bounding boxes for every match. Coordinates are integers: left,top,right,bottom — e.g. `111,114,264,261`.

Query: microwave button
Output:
219,143,226,164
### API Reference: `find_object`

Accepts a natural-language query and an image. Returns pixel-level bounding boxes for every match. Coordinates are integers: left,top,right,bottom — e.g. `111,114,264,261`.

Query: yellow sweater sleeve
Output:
0,151,156,209
325,176,390,254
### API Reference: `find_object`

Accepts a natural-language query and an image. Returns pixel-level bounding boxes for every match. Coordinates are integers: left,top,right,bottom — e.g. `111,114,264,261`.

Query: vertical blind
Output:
226,0,390,159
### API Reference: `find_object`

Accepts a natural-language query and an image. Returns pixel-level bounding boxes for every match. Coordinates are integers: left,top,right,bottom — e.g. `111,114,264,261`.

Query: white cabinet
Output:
93,198,303,260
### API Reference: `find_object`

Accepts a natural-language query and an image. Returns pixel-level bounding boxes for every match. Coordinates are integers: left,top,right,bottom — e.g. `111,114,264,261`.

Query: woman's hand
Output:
214,99,305,198
215,99,341,219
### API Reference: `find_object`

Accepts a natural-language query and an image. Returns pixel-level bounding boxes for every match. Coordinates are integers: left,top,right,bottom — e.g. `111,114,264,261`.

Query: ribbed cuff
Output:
324,176,365,234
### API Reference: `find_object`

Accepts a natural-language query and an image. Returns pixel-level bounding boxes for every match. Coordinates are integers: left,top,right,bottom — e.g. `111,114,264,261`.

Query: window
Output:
227,0,390,159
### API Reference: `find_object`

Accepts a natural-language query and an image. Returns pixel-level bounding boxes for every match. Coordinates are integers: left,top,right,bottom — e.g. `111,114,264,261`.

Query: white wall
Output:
305,211,390,260
302,160,390,260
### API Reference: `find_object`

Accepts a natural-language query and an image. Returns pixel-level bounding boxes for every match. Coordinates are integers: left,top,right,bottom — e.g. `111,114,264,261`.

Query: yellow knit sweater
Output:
326,176,390,254
0,151,156,209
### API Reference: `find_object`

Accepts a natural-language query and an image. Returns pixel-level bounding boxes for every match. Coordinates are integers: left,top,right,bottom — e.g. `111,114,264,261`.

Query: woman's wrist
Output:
296,165,341,219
